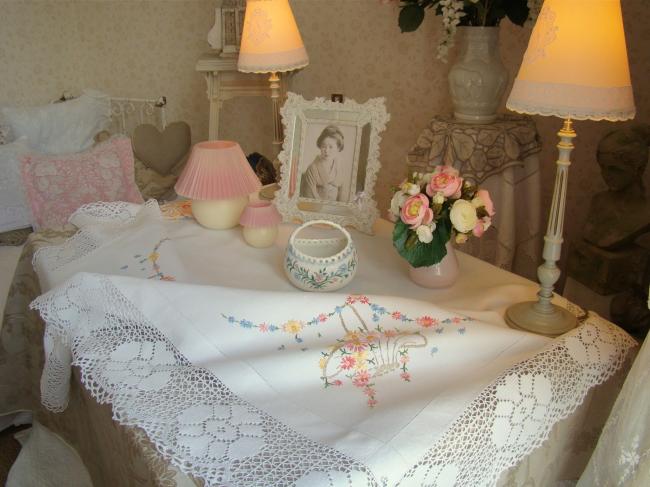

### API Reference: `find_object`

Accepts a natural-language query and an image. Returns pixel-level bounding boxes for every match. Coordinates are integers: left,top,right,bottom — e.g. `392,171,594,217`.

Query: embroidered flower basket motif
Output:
222,294,473,407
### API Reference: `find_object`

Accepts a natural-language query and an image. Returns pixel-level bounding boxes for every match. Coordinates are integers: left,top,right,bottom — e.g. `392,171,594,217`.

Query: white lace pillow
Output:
0,137,33,232
1,90,111,155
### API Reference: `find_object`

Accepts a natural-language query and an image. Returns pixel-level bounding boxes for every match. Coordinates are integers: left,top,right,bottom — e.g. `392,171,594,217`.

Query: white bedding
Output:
0,245,23,324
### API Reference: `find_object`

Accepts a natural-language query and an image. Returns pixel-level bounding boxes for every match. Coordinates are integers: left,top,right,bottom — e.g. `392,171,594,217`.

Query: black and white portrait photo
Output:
275,93,389,234
298,123,358,203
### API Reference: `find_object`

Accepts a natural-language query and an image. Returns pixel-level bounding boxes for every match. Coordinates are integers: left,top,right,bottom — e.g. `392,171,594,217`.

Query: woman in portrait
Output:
300,125,346,202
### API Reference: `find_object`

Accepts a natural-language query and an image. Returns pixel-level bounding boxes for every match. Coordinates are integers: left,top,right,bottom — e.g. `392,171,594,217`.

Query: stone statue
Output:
583,124,650,250
568,124,650,338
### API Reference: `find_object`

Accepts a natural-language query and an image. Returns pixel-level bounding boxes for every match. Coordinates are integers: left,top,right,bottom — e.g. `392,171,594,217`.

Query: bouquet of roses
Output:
389,165,494,267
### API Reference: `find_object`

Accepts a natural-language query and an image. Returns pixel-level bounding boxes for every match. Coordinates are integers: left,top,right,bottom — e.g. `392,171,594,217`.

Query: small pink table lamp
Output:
239,201,282,248
175,141,261,229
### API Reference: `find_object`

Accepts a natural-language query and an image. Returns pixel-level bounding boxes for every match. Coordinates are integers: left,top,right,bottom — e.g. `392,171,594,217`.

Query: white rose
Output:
390,191,408,218
400,181,420,196
450,199,478,233
471,196,484,209
455,233,469,244
416,224,434,244
405,183,420,196
420,172,433,184
433,192,445,205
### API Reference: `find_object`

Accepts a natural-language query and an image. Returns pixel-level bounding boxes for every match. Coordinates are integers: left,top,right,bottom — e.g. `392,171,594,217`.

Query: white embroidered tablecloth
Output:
30,201,637,487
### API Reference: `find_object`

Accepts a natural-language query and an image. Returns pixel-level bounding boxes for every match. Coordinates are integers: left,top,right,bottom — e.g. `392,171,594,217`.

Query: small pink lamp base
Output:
243,226,278,248
191,196,248,229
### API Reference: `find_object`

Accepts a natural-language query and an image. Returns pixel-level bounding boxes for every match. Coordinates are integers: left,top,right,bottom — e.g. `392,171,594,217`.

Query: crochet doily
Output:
33,200,161,274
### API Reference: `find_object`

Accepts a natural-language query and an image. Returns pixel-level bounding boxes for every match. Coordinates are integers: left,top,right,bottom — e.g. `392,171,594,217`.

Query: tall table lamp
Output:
175,141,262,230
505,0,635,336
238,0,309,156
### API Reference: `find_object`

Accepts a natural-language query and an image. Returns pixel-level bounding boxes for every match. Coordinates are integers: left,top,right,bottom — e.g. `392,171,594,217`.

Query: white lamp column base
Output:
505,119,578,337
506,300,576,336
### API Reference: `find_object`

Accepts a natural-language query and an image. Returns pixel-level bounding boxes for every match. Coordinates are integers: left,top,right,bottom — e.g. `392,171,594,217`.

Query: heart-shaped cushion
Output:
132,121,191,175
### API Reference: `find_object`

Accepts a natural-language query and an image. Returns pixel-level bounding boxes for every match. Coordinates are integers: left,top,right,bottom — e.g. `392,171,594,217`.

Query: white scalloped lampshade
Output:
237,0,309,73
507,0,635,121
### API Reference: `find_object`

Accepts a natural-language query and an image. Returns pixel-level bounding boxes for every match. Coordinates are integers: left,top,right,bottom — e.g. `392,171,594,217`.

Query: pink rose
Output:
472,220,485,237
426,171,463,198
433,164,459,177
477,189,495,216
483,216,492,231
400,193,433,229
473,216,491,237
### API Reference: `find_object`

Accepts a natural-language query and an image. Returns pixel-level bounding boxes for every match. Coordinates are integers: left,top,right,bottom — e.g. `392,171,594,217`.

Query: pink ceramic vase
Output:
408,241,459,288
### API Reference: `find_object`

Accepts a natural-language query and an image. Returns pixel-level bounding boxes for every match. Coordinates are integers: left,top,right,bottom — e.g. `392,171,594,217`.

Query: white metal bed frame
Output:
57,92,167,136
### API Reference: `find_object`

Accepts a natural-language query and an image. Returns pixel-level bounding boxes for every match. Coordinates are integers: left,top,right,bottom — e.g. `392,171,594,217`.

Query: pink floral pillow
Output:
21,136,143,229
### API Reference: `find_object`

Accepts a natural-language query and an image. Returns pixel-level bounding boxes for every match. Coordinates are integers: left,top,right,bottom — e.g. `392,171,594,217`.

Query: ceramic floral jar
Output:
284,220,357,292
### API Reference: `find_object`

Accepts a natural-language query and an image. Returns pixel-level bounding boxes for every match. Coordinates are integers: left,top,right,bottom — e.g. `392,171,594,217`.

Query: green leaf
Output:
392,218,452,268
505,2,530,26
485,5,506,26
392,220,410,260
399,4,426,32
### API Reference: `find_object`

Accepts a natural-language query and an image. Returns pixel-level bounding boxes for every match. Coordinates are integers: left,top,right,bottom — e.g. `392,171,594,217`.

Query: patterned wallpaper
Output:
0,0,213,147
1,0,649,270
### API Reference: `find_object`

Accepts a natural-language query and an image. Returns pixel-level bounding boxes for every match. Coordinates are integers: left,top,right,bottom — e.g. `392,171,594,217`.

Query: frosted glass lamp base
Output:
191,196,248,229
505,301,577,337
243,226,278,248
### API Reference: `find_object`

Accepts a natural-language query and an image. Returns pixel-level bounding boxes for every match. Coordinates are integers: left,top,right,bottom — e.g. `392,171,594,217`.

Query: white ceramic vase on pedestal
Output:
448,26,508,124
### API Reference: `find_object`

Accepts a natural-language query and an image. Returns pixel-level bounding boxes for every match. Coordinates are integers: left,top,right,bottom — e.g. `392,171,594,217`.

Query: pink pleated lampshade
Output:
175,141,261,200
239,201,282,228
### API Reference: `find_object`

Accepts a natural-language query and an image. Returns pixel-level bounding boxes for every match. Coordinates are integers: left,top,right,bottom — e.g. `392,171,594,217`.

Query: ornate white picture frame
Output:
274,93,389,234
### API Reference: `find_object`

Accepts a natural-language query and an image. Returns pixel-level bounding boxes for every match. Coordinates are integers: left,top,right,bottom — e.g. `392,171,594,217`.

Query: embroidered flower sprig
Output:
120,238,176,281
147,238,176,281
